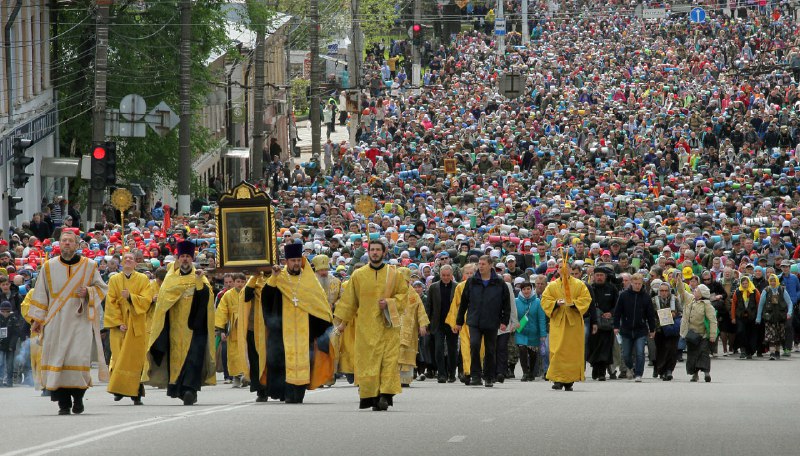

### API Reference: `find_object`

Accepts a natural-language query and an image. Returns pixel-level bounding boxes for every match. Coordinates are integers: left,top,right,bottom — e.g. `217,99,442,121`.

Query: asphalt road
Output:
2,354,799,456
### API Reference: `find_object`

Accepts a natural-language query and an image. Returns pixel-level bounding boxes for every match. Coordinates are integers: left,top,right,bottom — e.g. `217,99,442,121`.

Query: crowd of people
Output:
3,2,800,411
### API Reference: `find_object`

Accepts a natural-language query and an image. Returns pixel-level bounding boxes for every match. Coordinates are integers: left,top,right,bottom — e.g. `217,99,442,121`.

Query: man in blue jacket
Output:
454,255,511,388
613,274,656,382
778,260,800,357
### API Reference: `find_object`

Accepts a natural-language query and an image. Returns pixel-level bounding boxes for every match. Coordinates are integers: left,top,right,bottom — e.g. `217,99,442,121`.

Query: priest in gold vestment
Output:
540,262,591,391
397,267,429,386
145,241,216,405
239,243,334,403
214,273,246,386
28,230,108,415
335,240,409,411
105,252,154,404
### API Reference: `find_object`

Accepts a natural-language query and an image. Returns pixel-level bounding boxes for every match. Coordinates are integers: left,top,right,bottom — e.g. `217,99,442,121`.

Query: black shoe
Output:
652,368,658,378
437,377,447,384
739,353,746,359
58,408,71,415
447,376,456,383
469,377,482,386
552,382,564,390
505,371,515,379
114,394,124,402
255,395,268,403
41,390,51,397
132,398,143,406
746,355,753,360
417,374,426,381
608,372,617,380
377,396,389,411
72,400,84,415
520,375,529,382
690,374,699,382
495,374,504,384
484,380,494,387
704,373,711,383
182,391,197,406
597,376,606,381
563,383,574,392
401,383,410,388
666,373,673,381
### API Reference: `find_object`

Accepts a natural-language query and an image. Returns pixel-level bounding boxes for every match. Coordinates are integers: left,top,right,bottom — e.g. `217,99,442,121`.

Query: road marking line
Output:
2,387,335,456
448,435,466,443
0,399,254,456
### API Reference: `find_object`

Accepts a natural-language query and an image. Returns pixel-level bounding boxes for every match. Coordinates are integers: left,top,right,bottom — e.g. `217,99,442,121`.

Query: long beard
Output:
318,275,329,289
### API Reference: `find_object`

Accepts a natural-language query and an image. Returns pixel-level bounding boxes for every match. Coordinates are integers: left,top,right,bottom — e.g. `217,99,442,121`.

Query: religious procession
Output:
4,1,800,423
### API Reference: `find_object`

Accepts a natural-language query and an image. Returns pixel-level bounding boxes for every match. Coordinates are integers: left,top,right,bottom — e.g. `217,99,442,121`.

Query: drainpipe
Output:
5,0,23,120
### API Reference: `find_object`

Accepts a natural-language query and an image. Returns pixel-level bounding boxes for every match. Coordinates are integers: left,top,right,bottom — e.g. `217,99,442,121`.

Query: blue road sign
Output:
690,7,706,24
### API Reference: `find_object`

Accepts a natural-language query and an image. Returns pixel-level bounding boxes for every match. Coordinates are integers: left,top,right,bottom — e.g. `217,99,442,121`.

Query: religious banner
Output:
216,181,277,269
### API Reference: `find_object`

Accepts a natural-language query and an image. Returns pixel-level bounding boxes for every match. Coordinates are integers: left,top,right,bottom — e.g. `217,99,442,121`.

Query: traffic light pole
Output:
90,1,111,229
177,0,192,215
412,0,421,90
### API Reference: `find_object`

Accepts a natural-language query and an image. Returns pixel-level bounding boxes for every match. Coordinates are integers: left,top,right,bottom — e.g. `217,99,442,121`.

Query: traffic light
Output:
12,137,33,189
8,195,23,220
90,141,117,191
105,141,117,186
412,24,422,46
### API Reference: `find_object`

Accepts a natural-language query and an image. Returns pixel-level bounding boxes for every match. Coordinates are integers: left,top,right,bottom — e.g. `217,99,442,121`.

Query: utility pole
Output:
309,0,321,156
522,0,529,45
412,0,421,90
497,0,505,55
347,0,362,146
252,28,265,181
177,0,192,215
90,1,111,228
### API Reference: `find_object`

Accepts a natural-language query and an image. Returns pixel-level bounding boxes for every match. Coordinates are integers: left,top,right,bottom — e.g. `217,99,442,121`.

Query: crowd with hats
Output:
4,1,800,389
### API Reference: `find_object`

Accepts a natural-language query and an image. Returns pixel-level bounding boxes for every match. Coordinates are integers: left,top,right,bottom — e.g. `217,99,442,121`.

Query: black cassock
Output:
246,283,331,403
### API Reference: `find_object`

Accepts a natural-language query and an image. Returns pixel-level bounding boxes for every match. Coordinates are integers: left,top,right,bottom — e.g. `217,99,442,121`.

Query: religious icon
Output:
216,181,277,269
444,158,457,175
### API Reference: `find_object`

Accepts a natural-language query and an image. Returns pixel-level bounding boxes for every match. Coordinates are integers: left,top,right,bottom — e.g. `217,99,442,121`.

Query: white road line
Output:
0,399,254,456
448,435,467,443
2,388,334,456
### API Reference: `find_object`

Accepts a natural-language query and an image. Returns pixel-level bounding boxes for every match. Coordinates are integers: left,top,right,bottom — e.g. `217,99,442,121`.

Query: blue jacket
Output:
514,293,547,346
779,273,800,306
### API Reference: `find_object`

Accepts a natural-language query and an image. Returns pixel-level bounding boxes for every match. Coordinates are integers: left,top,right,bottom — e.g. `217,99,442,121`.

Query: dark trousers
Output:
737,319,758,356
654,332,679,375
51,387,86,409
518,345,538,377
784,319,795,351
469,326,497,381
495,333,510,377
434,329,458,379
220,340,230,379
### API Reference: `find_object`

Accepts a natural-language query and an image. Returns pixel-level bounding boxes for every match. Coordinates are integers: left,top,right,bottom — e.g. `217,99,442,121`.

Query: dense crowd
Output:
3,2,800,387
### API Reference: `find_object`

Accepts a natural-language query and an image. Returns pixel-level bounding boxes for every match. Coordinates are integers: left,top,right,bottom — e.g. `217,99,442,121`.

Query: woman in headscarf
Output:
756,274,793,360
730,276,760,360
679,284,718,382
652,281,682,381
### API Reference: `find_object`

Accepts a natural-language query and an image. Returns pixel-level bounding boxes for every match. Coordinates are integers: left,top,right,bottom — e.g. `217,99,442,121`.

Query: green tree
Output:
51,0,230,199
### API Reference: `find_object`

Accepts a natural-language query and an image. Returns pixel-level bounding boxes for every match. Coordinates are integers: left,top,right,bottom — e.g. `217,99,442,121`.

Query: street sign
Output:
641,8,666,20
495,18,506,36
690,7,706,24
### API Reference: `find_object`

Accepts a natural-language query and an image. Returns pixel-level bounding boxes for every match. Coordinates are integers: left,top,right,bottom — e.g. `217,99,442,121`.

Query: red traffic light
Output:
412,24,421,33
93,146,106,160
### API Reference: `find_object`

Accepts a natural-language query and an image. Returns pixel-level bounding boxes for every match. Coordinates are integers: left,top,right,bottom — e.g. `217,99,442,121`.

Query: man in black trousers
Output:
454,256,511,387
426,265,457,383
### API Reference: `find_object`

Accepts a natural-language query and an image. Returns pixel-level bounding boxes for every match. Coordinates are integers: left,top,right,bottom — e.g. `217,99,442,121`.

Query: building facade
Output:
0,1,58,235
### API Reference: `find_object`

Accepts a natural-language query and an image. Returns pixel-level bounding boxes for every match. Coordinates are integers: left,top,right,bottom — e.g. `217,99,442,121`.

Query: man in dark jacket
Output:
0,300,21,387
426,265,457,383
613,273,656,382
454,255,511,387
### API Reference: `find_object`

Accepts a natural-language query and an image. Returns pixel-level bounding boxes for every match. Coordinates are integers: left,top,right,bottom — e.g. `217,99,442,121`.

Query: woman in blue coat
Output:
514,282,548,381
